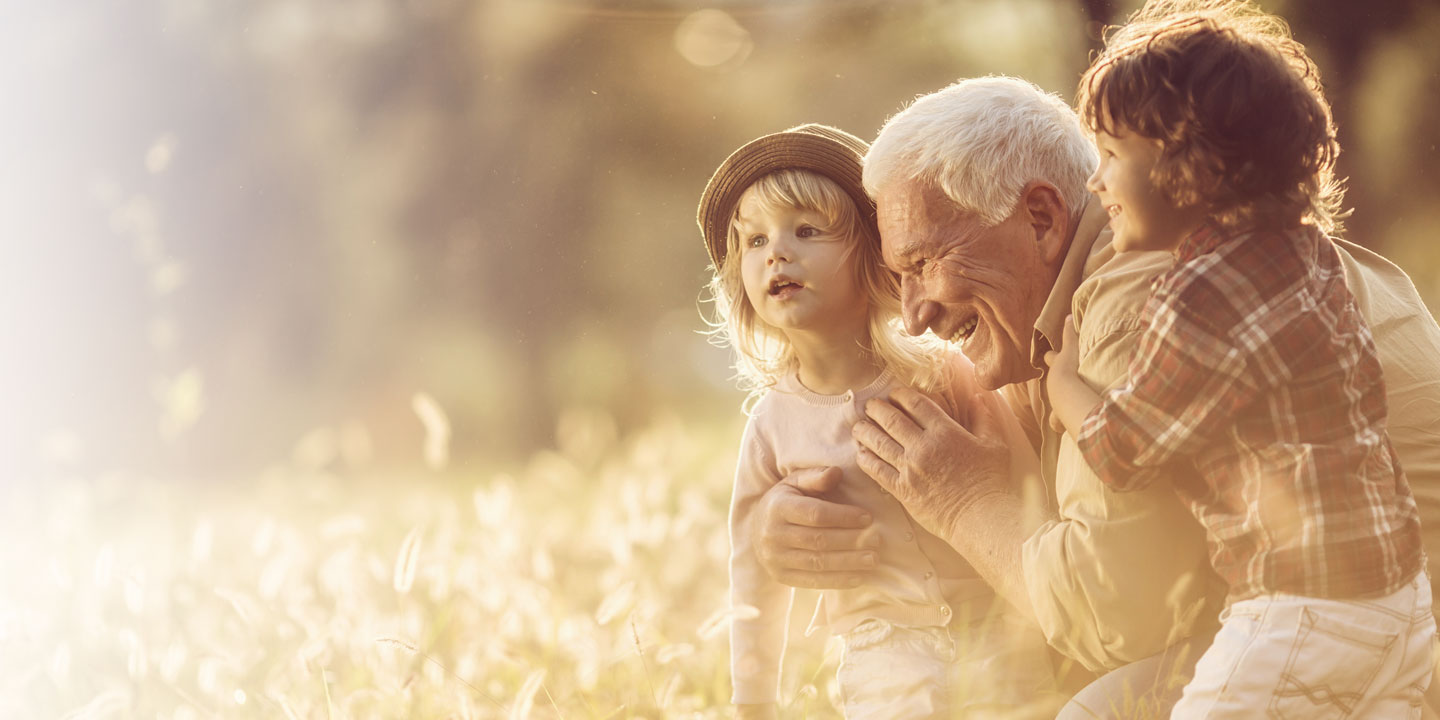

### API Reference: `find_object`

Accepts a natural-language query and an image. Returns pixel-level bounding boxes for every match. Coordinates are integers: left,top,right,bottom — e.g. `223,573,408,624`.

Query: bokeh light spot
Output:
674,9,751,68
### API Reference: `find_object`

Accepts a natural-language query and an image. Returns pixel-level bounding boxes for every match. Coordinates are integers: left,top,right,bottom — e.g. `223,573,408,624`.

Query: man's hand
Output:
750,466,879,589
852,387,1012,542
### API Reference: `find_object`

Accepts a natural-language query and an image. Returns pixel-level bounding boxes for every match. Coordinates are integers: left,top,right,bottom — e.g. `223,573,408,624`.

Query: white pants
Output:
836,614,1059,719
1172,571,1437,719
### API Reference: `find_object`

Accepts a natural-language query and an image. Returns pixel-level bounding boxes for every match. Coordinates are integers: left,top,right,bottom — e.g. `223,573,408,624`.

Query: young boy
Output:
1044,1,1434,717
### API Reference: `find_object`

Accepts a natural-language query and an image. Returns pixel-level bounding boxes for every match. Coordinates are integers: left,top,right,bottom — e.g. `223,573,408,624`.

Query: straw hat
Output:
696,123,876,269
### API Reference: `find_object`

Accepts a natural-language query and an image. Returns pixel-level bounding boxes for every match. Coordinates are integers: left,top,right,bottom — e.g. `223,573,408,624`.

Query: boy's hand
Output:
1042,315,1081,433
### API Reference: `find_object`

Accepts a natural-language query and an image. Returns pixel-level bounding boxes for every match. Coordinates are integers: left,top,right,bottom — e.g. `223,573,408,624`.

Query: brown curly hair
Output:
1077,0,1347,234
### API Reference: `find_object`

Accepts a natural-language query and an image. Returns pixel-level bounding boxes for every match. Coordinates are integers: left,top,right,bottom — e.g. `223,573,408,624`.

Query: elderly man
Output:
750,76,1440,714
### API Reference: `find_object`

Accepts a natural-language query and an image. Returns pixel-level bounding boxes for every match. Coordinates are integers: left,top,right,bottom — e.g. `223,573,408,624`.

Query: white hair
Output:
864,76,1099,226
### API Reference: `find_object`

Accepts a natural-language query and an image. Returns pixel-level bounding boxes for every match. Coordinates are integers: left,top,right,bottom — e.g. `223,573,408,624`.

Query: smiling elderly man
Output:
747,76,1440,714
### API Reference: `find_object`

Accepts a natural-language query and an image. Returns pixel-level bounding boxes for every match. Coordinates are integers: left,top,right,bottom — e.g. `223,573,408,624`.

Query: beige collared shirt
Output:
1009,200,1440,673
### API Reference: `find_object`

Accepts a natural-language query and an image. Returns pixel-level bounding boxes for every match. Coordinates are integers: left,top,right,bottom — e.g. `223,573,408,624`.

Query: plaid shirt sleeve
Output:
1076,262,1263,490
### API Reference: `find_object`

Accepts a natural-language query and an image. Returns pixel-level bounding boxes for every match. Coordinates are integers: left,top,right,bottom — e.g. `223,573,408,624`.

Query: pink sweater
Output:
728,355,1042,704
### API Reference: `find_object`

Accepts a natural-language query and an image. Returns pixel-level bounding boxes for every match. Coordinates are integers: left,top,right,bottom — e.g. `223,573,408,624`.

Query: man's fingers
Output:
889,387,951,429
862,397,923,446
773,523,881,551
852,420,905,468
777,491,872,529
782,466,843,496
770,570,867,590
855,443,900,489
773,548,878,573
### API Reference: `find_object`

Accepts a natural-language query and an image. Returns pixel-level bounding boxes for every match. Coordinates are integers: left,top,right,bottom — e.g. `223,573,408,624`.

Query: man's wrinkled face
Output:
876,180,1055,391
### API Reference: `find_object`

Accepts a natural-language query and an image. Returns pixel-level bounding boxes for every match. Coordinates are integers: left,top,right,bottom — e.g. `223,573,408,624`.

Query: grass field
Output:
0,411,850,719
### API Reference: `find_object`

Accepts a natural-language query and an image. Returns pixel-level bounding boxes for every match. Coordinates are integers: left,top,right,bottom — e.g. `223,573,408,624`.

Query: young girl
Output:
698,124,1056,720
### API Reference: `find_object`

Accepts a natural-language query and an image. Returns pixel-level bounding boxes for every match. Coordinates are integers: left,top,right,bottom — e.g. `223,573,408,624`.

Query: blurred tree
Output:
2,0,1435,479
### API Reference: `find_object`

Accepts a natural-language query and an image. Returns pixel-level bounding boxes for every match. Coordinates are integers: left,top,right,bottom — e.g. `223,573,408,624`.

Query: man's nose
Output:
900,277,936,336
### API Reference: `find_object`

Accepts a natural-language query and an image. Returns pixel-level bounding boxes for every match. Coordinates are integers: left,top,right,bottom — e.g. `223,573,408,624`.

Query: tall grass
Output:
0,411,843,718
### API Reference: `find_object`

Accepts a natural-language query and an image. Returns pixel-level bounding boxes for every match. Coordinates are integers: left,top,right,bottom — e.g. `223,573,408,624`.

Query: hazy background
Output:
5,0,1438,480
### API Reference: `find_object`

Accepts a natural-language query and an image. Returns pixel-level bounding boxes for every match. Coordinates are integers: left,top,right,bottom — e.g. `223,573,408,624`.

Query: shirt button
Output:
924,571,934,580
904,531,914,542
940,606,951,617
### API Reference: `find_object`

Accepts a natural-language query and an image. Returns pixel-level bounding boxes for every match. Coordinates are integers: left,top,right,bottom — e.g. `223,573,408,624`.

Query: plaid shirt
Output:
1077,222,1423,602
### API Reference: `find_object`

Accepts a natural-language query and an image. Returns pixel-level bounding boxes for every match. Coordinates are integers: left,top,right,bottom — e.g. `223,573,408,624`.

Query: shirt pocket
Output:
1075,314,1148,392
1269,605,1398,720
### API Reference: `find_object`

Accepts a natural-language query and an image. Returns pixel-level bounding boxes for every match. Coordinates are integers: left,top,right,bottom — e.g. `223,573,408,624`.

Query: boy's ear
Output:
1021,181,1069,266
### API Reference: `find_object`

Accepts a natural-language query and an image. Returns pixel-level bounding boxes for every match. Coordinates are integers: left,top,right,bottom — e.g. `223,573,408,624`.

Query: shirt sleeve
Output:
1076,273,1261,490
1021,250,1218,672
728,413,795,705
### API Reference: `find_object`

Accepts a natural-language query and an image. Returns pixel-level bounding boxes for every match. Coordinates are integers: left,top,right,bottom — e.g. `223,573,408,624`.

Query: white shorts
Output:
1172,570,1437,719
836,613,1059,719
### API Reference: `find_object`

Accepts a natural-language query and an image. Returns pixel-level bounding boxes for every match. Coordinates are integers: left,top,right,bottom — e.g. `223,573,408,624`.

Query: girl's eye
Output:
796,225,818,238
747,235,766,249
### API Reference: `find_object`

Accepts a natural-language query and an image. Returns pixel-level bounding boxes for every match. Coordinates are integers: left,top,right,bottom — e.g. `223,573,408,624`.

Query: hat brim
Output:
696,124,876,269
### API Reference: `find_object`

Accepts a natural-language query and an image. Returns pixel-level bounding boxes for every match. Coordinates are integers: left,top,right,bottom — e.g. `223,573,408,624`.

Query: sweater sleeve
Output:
728,412,794,705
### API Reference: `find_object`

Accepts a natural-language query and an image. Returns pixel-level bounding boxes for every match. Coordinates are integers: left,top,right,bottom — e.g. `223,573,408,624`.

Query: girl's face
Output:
734,189,869,341
1087,123,1204,253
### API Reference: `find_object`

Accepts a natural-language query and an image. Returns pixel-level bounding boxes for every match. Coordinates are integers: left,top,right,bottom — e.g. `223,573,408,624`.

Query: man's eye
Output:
747,235,766,249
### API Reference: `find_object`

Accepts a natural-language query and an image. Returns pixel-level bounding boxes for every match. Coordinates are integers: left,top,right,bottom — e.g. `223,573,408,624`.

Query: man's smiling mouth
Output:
948,315,978,343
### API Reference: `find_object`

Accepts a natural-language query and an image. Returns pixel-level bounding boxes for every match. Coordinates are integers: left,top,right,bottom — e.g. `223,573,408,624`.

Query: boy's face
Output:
1087,125,1203,253
735,189,868,340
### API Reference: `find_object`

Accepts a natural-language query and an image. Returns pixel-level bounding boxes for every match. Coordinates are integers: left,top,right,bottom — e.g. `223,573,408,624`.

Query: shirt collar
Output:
774,367,894,404
1030,196,1112,370
1175,220,1233,262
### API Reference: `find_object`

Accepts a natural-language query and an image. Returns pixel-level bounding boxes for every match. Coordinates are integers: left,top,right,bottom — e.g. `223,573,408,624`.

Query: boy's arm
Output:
1070,282,1259,488
729,418,795,707
1025,251,1217,671
1043,315,1103,438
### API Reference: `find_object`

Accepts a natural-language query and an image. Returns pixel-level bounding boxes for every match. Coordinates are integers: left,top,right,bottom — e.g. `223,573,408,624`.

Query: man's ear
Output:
1020,181,1069,266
